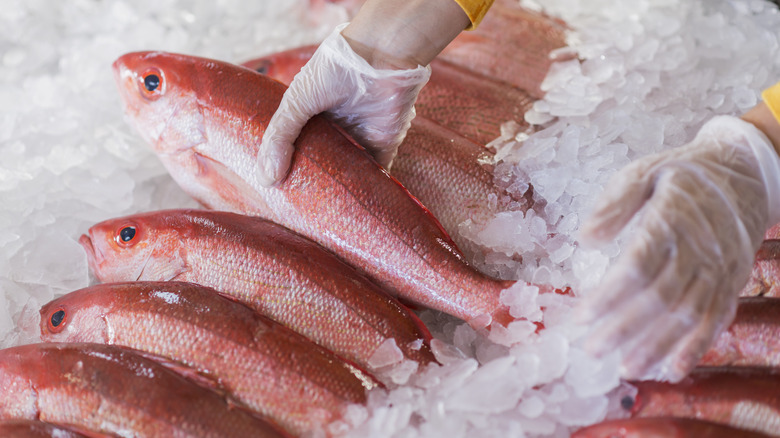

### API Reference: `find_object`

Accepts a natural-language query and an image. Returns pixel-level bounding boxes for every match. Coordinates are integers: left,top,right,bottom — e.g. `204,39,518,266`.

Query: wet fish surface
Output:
113,51,535,329
623,366,780,437
439,0,568,98
40,281,379,436
79,209,435,369
699,297,780,367
572,417,773,437
741,240,780,297
0,343,288,438
0,420,89,438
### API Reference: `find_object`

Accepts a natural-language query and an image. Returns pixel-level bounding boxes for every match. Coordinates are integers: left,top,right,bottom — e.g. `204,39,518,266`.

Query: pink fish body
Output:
113,51,529,329
572,417,772,438
0,343,288,438
741,240,780,297
79,209,435,368
699,297,780,367
624,367,780,437
0,420,88,438
40,281,379,436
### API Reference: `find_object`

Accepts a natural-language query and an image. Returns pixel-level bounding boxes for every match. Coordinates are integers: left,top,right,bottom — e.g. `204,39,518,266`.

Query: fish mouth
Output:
78,233,101,277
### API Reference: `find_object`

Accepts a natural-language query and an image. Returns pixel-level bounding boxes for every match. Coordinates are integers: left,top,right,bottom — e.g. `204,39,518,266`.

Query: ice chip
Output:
368,338,405,369
565,348,621,398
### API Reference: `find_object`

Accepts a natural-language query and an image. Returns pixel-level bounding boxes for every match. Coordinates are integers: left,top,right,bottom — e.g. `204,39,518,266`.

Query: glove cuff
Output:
762,81,780,126
716,115,780,226
323,23,431,84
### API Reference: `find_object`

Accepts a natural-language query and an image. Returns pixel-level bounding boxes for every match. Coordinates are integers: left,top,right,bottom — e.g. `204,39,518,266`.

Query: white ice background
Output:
1,0,779,437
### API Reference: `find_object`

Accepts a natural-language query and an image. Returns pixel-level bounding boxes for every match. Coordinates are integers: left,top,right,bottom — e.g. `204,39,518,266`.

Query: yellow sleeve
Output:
764,81,780,125
453,0,495,30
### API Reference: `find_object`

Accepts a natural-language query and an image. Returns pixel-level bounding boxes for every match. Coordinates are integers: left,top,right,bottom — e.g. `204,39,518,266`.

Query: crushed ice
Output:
2,0,780,437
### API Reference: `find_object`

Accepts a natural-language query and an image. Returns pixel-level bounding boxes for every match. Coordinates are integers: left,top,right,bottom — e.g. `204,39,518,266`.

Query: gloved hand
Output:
577,115,780,382
255,23,431,187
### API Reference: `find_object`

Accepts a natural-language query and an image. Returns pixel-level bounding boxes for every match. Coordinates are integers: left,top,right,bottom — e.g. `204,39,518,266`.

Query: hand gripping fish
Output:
0,343,289,438
78,209,435,370
241,44,536,147
113,51,553,330
242,47,536,260
39,281,380,436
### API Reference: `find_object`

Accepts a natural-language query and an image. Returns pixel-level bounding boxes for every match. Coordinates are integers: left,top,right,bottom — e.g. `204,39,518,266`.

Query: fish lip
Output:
78,233,101,275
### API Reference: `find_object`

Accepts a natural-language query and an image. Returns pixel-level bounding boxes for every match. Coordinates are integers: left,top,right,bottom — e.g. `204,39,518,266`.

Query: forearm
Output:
341,0,471,69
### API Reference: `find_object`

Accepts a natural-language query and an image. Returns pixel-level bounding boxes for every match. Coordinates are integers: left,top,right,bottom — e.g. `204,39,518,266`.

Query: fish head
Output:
241,45,316,85
80,210,188,283
39,285,117,344
112,51,207,157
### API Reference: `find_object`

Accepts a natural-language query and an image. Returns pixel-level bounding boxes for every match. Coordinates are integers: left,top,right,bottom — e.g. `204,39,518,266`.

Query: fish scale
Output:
113,51,539,329
0,343,288,438
80,209,435,368
40,282,379,437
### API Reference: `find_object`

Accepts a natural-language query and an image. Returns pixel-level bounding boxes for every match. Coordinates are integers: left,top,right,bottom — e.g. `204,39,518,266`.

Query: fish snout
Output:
78,233,102,276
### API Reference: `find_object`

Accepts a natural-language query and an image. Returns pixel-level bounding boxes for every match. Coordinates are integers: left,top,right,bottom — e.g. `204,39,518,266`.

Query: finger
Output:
619,274,713,381
579,161,659,247
576,210,675,323
663,284,738,382
374,144,400,170
581,251,693,359
256,93,317,187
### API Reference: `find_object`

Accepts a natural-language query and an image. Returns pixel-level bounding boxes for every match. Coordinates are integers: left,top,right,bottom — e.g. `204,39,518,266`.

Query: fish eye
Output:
48,308,66,333
139,69,164,98
254,60,270,75
116,225,137,246
620,395,635,410
144,74,160,92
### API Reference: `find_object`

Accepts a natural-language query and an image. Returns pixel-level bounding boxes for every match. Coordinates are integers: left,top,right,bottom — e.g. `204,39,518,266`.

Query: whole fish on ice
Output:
113,51,542,329
79,209,435,369
0,343,287,438
39,281,380,436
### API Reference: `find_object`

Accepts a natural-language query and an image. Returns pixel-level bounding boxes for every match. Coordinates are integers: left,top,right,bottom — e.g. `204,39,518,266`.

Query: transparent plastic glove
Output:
256,23,431,187
577,116,780,382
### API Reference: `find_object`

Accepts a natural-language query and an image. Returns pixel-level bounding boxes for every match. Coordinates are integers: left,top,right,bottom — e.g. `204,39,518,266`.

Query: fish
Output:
572,417,773,438
439,0,569,98
79,209,435,369
0,420,88,438
741,240,780,297
113,50,542,329
621,367,780,437
0,342,288,438
241,45,537,147
699,297,780,367
39,281,380,436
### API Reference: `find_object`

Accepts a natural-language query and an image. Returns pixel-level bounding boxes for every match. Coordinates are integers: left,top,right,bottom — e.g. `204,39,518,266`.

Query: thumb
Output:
256,95,317,187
